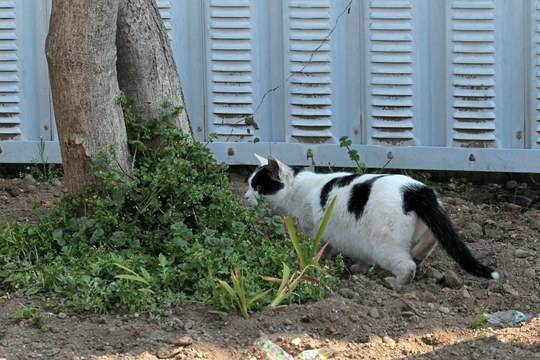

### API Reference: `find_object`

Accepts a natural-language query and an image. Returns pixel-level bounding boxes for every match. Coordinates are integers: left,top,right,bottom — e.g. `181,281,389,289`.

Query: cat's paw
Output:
394,260,417,285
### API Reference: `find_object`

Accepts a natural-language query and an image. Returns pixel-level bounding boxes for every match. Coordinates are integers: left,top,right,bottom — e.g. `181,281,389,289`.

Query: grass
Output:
211,268,271,319
22,136,63,182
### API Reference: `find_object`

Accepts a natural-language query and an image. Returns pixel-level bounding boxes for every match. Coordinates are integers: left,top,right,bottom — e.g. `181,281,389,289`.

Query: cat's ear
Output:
267,155,281,180
267,155,292,182
254,153,268,166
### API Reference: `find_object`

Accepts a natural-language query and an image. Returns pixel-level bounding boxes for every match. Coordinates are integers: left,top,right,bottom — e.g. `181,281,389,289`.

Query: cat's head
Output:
244,154,297,206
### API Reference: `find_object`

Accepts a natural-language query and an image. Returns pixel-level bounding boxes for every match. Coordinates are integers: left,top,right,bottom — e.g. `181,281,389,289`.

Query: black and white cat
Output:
245,154,499,285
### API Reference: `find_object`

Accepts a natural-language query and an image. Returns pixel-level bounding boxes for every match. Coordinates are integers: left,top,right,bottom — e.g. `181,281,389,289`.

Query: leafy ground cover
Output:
0,101,343,319
0,173,539,359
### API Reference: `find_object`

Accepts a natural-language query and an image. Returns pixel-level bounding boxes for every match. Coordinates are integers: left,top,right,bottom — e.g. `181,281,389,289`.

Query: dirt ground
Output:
0,172,539,360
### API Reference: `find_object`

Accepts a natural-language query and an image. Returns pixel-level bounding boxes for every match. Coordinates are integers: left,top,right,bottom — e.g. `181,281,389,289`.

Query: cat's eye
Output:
256,185,261,192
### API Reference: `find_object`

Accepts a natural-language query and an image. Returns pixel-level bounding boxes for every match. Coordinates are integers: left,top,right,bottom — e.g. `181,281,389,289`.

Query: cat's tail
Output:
403,184,499,280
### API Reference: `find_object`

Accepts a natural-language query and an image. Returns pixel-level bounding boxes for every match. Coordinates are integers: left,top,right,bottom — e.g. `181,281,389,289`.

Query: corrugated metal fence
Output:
2,0,540,173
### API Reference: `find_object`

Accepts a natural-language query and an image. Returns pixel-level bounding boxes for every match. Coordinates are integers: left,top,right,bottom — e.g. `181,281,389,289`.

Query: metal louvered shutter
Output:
189,0,540,172
4,0,540,172
449,0,498,148
285,0,334,144
157,0,173,39
205,0,259,142
0,1,57,164
0,1,21,140
365,0,417,146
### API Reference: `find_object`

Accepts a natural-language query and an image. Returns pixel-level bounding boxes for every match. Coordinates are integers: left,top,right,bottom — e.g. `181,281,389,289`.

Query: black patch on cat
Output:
250,166,284,195
320,174,360,208
348,176,385,220
402,184,438,216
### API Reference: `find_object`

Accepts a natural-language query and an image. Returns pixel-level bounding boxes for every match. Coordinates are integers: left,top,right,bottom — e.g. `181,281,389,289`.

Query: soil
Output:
0,173,539,360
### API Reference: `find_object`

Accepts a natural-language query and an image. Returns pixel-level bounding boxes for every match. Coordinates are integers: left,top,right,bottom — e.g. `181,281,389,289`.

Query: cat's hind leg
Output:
366,220,418,284
411,227,437,266
372,243,417,285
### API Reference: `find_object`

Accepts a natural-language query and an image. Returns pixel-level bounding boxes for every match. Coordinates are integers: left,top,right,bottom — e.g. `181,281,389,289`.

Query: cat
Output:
245,154,499,285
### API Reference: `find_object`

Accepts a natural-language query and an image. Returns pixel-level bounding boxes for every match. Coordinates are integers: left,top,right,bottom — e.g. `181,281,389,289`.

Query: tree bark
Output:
46,0,130,195
116,0,192,137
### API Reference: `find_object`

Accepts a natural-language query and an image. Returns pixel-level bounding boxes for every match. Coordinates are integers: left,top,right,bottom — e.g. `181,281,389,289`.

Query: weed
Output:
23,136,63,182
474,330,491,340
449,177,472,191
470,305,488,329
113,263,155,295
339,136,393,174
401,170,431,185
488,201,511,213
339,136,366,174
0,97,344,316
210,268,270,319
13,305,48,331
288,196,336,271
261,197,340,307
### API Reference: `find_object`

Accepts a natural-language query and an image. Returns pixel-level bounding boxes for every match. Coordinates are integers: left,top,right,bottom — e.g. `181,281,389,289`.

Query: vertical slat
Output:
169,1,207,141
365,0,417,145
285,0,334,144
534,0,540,147
0,0,21,140
449,0,497,148
206,0,257,141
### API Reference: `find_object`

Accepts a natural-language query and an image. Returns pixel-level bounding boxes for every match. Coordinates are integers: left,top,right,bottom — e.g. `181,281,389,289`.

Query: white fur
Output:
254,153,267,166
245,156,438,285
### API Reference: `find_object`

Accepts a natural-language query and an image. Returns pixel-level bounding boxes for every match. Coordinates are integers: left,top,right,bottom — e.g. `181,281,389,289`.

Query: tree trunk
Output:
116,0,192,136
46,0,130,195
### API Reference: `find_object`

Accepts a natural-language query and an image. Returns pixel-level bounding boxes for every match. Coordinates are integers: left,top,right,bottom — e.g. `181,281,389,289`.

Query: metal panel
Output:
209,141,540,173
20,1,55,142
448,0,498,148
204,0,260,142
284,0,335,143
0,0,55,163
532,0,540,148
156,0,173,38
203,0,540,172
4,0,540,173
364,0,418,146
0,0,21,140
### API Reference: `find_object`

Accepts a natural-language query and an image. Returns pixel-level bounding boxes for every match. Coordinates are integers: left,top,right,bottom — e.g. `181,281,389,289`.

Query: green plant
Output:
113,263,155,295
210,268,270,319
449,177,472,191
339,136,366,174
288,196,336,270
339,136,397,174
23,136,63,182
261,196,338,307
474,330,491,340
400,170,432,185
0,96,345,316
470,305,488,329
13,305,48,331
